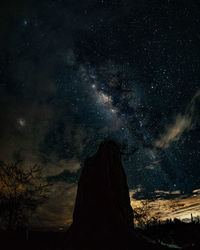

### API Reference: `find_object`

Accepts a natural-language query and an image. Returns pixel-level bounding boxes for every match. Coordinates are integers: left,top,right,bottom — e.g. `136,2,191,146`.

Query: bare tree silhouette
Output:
0,160,50,231
133,200,161,228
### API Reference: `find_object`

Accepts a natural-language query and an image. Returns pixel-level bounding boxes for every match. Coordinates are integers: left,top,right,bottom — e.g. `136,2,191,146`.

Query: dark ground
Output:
1,222,200,250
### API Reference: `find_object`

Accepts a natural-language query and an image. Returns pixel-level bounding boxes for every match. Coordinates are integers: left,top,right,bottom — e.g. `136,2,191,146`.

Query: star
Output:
23,20,28,26
18,118,26,127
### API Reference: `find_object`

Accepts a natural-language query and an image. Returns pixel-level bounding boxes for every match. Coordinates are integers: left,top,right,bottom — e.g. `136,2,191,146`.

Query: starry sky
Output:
1,0,200,228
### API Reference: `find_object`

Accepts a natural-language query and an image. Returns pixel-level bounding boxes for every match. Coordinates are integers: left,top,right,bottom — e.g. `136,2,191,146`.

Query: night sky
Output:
1,0,200,227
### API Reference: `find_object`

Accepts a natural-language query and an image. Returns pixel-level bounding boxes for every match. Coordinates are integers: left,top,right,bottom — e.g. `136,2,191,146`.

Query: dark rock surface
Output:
66,140,169,250
67,140,133,248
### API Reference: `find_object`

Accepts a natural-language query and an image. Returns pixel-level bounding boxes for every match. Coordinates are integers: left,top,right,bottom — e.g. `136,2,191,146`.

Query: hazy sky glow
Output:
1,0,200,228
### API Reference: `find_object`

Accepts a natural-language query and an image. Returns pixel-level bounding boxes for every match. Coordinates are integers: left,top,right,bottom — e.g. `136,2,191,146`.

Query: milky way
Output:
1,0,200,227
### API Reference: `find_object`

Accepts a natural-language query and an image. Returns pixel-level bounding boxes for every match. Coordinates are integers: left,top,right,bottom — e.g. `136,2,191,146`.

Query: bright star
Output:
18,118,26,127
111,109,115,113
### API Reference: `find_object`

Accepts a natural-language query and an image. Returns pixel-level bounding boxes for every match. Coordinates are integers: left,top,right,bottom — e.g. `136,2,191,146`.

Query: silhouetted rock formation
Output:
67,140,134,248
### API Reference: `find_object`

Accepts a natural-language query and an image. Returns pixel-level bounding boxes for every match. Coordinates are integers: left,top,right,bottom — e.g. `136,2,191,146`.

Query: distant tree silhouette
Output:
133,200,160,228
0,160,50,231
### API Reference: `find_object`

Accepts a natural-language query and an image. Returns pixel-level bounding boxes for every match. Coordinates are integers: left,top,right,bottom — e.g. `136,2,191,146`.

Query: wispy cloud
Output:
130,189,200,223
155,90,200,149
